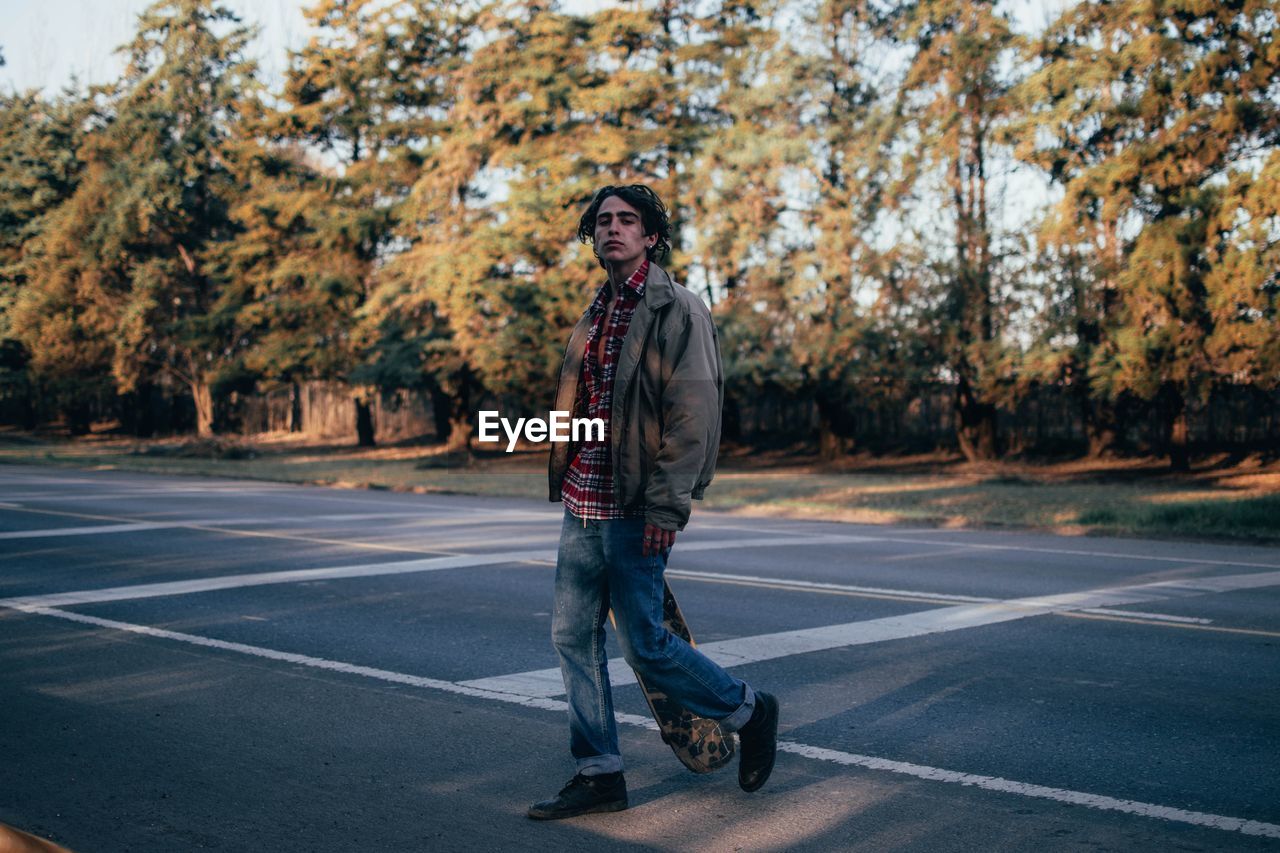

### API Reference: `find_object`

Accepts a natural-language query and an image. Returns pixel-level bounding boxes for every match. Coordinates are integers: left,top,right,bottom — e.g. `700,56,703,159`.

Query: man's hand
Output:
642,523,676,557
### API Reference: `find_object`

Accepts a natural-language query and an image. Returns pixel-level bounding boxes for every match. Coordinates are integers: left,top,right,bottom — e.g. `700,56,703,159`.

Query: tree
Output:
278,0,467,445
868,0,1022,461
219,143,366,432
0,86,97,430
1203,151,1280,389
1015,0,1280,467
15,0,261,437
0,89,89,354
763,0,918,459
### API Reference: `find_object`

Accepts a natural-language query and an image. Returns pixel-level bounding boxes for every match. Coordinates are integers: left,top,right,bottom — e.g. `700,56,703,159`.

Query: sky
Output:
0,0,310,95
1,0,1065,97
0,0,627,96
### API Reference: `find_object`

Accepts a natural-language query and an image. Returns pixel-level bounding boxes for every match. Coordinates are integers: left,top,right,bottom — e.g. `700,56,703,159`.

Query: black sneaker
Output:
527,772,628,820
737,691,779,792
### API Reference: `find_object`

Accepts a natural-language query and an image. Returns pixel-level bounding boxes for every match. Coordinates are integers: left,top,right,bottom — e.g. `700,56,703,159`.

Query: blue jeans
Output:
552,508,755,775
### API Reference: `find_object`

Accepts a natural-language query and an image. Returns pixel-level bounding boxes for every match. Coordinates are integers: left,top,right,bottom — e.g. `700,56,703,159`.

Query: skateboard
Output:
610,581,737,773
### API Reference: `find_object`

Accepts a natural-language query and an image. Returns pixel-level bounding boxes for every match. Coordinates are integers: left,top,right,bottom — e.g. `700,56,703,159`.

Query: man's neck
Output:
605,256,645,299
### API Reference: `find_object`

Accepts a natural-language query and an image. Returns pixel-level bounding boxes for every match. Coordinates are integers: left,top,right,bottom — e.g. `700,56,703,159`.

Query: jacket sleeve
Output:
644,307,722,532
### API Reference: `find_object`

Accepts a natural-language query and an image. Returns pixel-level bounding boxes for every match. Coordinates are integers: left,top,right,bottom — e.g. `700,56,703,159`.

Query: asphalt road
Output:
1,464,1278,852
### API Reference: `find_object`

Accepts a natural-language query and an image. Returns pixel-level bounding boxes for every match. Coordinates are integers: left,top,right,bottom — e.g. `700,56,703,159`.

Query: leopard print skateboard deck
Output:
611,581,737,774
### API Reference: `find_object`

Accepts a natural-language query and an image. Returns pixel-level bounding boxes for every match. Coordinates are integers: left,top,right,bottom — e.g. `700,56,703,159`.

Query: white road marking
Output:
669,571,1213,622
10,604,1278,840
459,570,1280,697
676,535,876,551
1078,608,1212,625
0,512,434,540
0,550,559,609
665,569,994,603
869,533,1280,570
0,522,186,539
778,742,1280,838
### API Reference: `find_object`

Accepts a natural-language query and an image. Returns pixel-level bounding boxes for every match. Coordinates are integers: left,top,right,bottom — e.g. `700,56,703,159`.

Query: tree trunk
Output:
355,396,376,447
21,383,36,431
1084,396,1119,458
288,382,303,433
722,393,742,444
440,369,481,452
955,377,998,461
1162,385,1190,472
66,399,92,436
124,383,158,438
445,414,471,451
429,385,452,444
193,381,215,438
815,392,853,462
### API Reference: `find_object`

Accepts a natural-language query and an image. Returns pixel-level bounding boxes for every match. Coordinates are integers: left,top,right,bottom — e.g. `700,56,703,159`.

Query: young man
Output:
529,185,780,820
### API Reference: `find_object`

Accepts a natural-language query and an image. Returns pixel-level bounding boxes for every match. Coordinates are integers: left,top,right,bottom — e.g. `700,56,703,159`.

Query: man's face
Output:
595,195,655,269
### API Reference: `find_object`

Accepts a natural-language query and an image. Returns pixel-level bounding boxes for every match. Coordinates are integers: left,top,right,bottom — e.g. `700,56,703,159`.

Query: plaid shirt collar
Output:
587,259,648,316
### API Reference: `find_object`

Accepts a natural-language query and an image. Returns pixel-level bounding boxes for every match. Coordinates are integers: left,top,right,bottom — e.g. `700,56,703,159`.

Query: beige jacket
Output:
548,262,723,531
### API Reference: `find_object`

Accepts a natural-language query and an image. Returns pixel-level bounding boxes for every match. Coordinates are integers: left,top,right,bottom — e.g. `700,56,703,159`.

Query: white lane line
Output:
868,534,1280,570
677,534,876,551
0,550,559,609
11,604,573,712
668,571,1213,622
10,604,1278,840
459,570,1280,697
0,522,184,539
779,742,1280,838
1078,608,1212,625
0,512,436,540
665,569,994,604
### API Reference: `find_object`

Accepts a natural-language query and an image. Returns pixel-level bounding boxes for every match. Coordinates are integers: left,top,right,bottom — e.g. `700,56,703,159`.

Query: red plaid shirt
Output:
560,260,649,520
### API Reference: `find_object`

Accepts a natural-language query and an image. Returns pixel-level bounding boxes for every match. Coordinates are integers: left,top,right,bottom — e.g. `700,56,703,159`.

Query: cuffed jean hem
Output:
576,754,624,776
718,683,756,733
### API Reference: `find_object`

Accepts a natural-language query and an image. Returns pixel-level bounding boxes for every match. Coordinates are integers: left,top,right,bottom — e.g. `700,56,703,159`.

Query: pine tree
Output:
1014,0,1280,467
217,142,364,433
1203,151,1280,389
0,89,105,431
0,89,89,345
14,0,261,437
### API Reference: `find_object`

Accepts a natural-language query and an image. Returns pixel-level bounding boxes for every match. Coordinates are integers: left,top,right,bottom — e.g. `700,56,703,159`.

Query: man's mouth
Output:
603,241,622,249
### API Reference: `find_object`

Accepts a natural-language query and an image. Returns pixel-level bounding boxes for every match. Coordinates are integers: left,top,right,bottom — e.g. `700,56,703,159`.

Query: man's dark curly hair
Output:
576,184,673,267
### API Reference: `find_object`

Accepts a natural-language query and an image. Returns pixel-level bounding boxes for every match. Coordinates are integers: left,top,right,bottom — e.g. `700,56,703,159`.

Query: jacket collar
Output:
640,261,676,310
